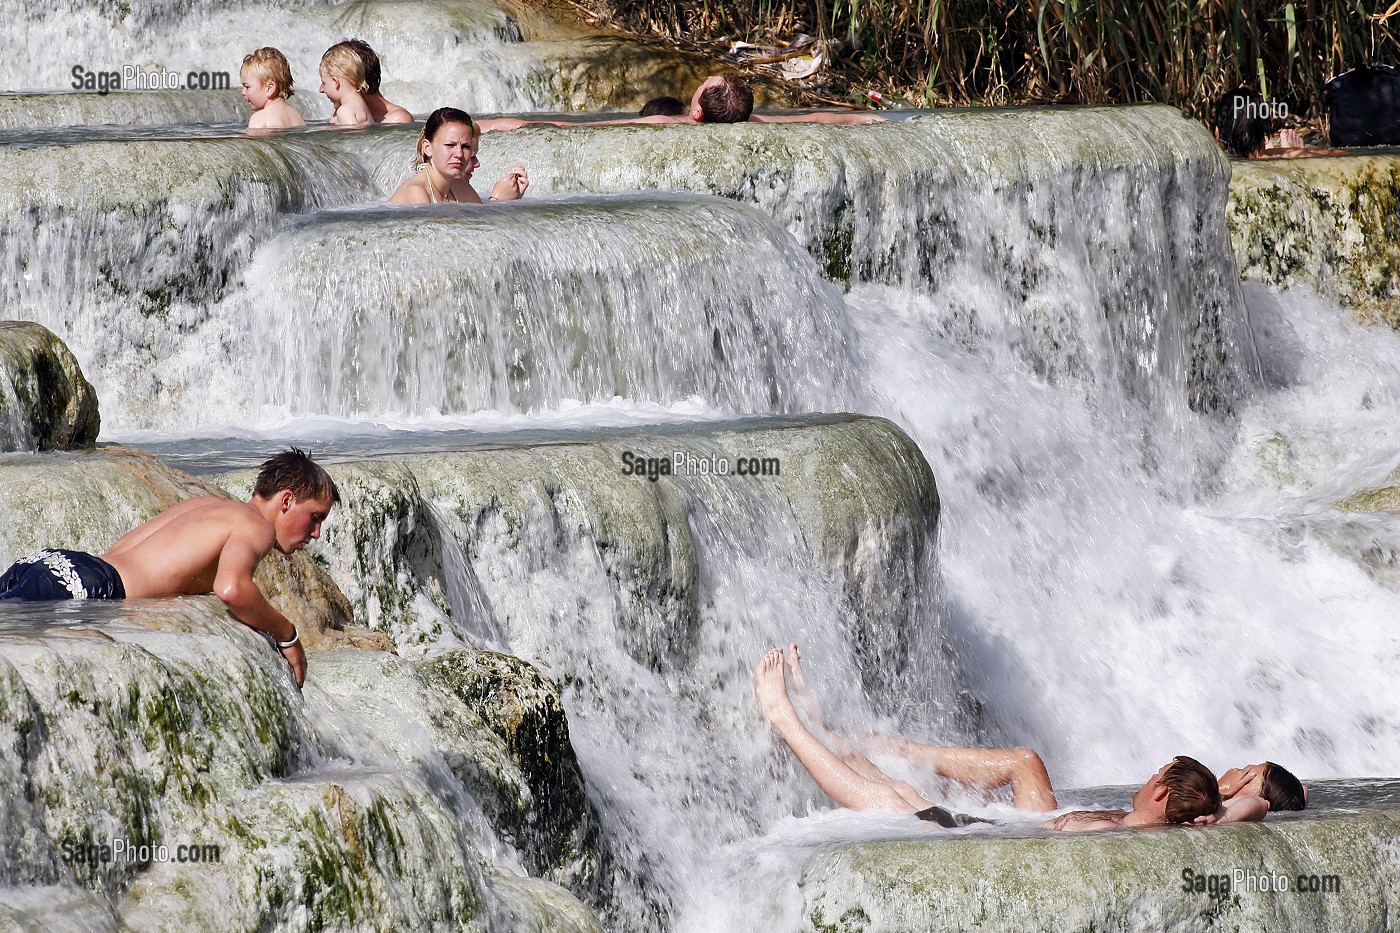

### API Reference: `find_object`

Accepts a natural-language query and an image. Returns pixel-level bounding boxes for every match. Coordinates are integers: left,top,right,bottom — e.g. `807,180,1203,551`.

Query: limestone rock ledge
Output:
0,321,100,453
420,650,599,885
1228,156,1400,325
797,811,1400,932
220,415,940,695
0,606,600,930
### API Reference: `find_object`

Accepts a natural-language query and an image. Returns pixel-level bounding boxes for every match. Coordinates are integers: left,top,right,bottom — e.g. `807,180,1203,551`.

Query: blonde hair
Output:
413,107,477,167
320,44,368,93
241,47,295,99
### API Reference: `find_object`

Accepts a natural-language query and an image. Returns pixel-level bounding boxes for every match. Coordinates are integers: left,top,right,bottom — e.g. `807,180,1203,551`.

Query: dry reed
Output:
584,0,1400,118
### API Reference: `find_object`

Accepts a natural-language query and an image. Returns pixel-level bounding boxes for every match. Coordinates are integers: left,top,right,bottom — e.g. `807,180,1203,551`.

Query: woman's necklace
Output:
424,165,458,203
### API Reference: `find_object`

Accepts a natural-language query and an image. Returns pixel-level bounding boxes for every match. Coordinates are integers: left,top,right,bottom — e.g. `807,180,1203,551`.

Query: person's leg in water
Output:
755,647,935,813
782,645,932,809
869,738,1058,812
785,643,1058,812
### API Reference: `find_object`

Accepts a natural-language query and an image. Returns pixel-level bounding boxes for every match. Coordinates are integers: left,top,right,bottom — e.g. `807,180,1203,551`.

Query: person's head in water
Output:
1134,756,1222,824
335,38,383,95
1213,88,1270,158
1220,761,1307,811
413,106,479,177
640,95,686,117
320,43,370,97
690,75,754,123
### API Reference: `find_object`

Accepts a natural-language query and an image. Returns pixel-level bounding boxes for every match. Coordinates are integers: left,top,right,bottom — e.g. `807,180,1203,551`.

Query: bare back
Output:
366,93,412,124
102,496,274,598
1045,809,1128,832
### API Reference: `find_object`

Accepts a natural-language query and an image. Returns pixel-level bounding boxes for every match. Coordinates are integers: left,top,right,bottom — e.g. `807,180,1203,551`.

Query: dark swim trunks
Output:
0,550,126,600
914,805,996,828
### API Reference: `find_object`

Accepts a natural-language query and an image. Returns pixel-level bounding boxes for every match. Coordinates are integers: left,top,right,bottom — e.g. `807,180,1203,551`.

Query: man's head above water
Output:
690,75,754,123
1132,755,1223,824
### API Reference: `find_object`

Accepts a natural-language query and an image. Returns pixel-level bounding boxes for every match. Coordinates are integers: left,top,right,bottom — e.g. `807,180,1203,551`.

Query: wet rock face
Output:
795,810,1400,933
236,415,938,685
1228,156,1400,325
0,321,100,452
0,610,530,929
420,649,597,882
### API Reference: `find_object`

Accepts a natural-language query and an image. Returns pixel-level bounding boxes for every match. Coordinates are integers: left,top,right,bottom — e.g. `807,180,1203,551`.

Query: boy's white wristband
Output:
275,627,300,649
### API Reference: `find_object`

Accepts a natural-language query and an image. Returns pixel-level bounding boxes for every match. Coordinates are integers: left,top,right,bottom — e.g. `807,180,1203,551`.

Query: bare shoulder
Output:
389,174,430,205
384,104,413,124
273,105,306,128
208,499,275,555
179,496,268,531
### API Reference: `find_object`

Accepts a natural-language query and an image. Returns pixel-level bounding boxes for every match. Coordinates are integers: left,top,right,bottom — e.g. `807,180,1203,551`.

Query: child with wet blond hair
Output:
240,48,305,130
319,43,372,126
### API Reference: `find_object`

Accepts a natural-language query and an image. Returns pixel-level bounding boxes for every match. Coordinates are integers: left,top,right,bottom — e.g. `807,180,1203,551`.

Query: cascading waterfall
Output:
0,0,537,116
3,22,1400,929
209,417,950,930
200,195,859,426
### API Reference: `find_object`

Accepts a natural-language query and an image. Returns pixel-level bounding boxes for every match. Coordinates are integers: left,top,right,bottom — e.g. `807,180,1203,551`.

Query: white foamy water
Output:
0,0,539,115
842,280,1400,787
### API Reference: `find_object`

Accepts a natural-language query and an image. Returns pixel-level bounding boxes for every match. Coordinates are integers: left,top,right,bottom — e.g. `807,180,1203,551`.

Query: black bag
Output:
1325,64,1400,147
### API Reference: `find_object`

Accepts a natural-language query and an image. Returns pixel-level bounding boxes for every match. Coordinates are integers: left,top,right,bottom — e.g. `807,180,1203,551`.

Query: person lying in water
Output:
755,645,1225,830
479,74,885,132
766,644,1307,825
1197,760,1307,823
389,107,528,205
0,449,338,687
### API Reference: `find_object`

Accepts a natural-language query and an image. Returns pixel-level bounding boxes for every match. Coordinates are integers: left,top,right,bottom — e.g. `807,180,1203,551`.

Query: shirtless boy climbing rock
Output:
0,449,339,686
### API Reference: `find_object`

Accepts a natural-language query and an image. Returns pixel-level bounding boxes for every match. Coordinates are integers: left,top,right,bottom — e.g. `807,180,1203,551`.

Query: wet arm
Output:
213,534,294,642
1219,796,1270,823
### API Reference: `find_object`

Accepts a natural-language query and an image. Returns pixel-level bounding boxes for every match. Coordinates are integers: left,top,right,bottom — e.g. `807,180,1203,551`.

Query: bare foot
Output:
784,643,824,725
754,647,797,726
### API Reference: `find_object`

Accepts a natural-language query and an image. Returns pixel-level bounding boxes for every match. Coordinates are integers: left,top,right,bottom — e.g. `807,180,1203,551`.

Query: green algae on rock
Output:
1228,156,1400,326
0,321,100,452
420,649,599,883
0,605,605,929
1333,464,1400,514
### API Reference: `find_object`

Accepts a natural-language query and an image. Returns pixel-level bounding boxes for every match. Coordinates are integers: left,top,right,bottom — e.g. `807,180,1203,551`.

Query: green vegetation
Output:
585,0,1398,118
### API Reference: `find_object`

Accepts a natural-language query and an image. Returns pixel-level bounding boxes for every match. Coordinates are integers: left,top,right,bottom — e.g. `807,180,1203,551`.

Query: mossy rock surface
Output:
421,649,598,882
0,614,602,929
1228,155,1400,325
0,321,100,452
1333,464,1400,514
799,809,1400,932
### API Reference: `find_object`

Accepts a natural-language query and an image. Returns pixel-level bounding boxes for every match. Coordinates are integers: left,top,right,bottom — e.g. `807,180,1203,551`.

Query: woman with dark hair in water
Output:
388,107,529,205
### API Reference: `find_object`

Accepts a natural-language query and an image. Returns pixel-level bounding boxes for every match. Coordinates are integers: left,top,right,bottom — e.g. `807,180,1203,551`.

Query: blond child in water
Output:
334,39,413,124
319,43,373,126
241,48,305,130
